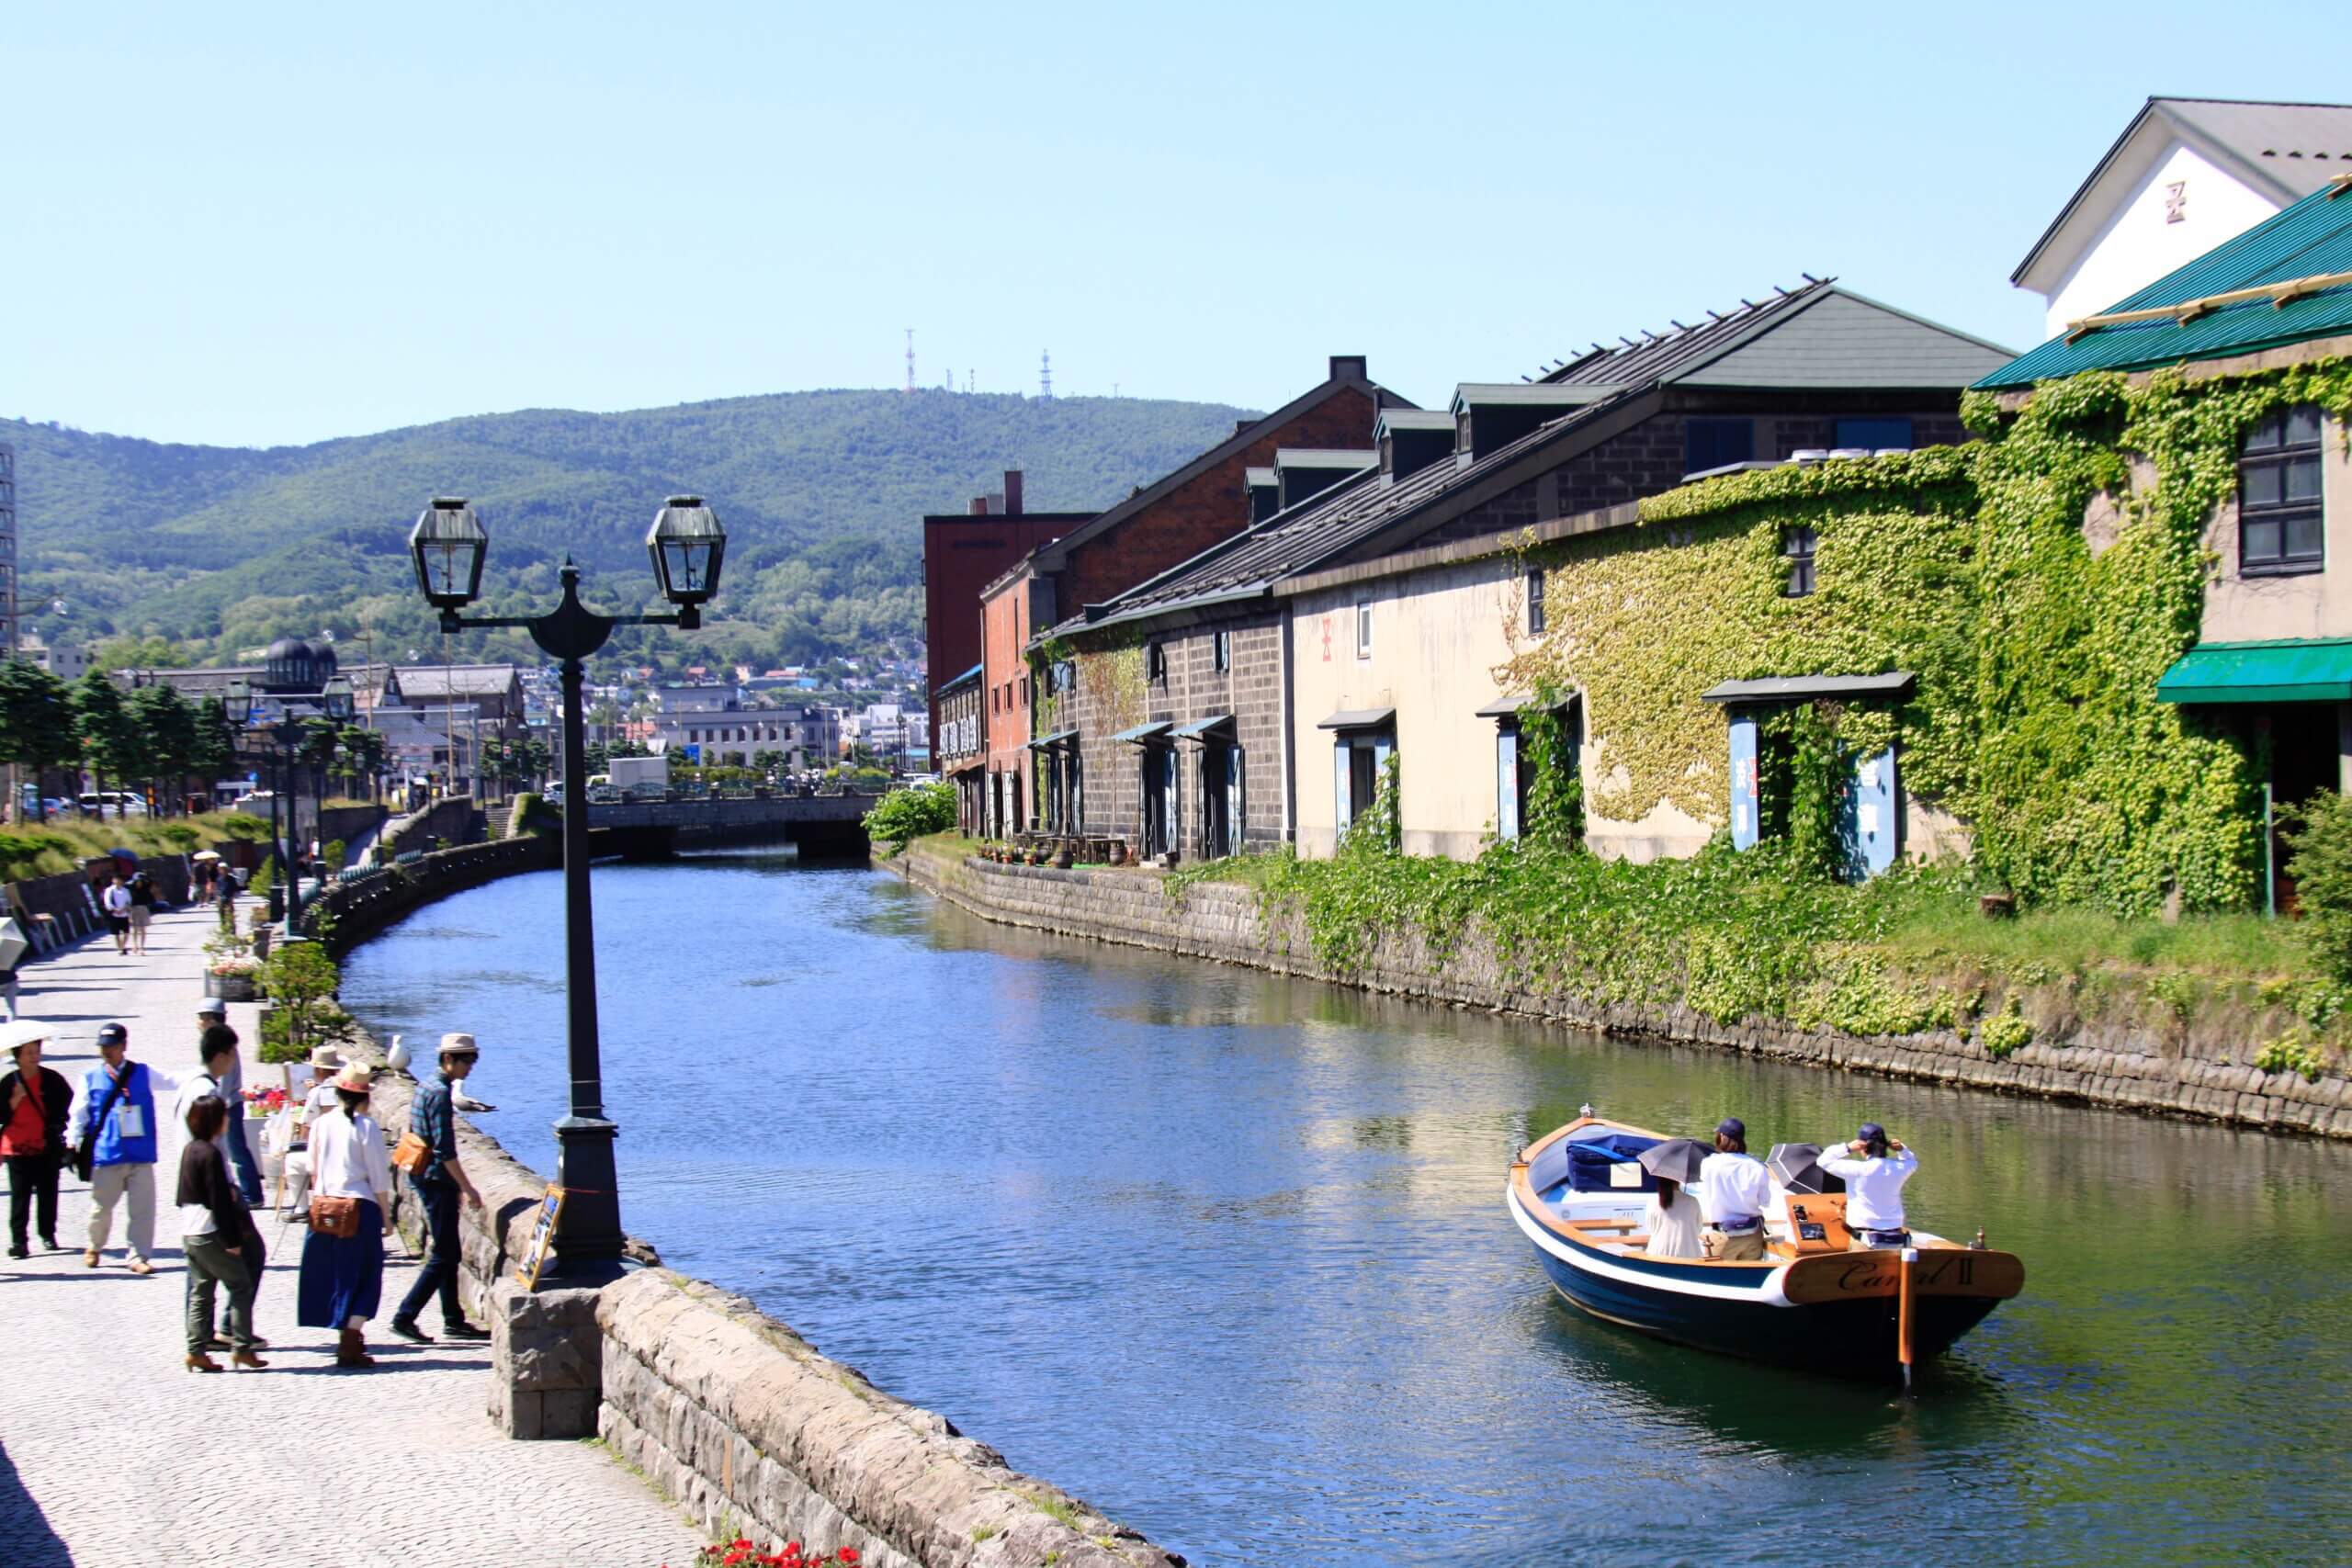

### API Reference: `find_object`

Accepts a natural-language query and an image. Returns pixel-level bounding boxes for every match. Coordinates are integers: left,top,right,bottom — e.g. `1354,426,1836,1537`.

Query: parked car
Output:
76,791,148,817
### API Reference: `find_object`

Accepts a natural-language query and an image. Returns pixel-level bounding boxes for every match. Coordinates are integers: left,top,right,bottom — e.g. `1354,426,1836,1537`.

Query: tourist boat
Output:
1506,1112,2024,1377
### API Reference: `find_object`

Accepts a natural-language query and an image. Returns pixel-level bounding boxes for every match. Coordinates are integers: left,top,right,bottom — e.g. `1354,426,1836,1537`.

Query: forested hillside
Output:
5,388,1253,672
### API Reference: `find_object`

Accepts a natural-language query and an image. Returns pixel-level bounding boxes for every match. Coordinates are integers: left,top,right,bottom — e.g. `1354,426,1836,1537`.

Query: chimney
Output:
1003,469,1024,516
968,497,989,515
1329,355,1368,384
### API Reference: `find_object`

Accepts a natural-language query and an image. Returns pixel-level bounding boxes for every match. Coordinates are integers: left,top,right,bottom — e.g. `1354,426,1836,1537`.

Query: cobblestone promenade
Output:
0,906,704,1568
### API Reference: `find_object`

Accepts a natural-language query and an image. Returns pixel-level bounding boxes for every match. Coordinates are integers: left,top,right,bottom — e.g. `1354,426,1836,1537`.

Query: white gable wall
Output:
2040,141,2281,340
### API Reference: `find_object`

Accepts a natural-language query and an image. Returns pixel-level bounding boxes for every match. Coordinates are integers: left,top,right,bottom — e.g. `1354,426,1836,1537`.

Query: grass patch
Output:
0,810,277,882
1879,902,2305,979
1032,1495,1080,1529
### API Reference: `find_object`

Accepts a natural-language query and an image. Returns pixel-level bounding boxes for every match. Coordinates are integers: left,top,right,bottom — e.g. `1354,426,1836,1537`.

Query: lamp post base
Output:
546,1113,627,1288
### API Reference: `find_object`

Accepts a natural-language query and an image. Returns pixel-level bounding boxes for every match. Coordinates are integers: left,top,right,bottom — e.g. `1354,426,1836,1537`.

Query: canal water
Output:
339,852,2352,1567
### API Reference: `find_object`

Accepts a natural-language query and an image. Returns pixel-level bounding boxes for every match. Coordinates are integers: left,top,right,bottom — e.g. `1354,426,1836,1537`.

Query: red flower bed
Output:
670,1540,860,1568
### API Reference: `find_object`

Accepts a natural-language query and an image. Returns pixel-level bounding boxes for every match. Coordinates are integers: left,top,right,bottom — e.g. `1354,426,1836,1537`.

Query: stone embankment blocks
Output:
597,1271,1181,1567
898,845,2352,1141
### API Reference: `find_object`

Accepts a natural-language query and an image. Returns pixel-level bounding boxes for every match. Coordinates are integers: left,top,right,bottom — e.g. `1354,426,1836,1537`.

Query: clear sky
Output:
12,3,2349,448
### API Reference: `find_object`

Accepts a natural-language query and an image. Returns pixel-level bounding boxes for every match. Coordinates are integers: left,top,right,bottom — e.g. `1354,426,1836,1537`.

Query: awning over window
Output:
1111,721,1172,743
1317,707,1396,730
1023,728,1078,750
2157,638,2352,704
1475,693,1577,718
1700,671,1917,705
1170,714,1234,740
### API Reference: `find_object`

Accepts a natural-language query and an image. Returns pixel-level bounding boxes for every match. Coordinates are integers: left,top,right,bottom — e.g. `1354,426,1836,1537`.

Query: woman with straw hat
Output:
296,1062,394,1368
1,1021,72,1258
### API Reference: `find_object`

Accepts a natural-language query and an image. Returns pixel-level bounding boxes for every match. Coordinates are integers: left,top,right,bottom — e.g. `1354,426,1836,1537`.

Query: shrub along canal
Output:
339,850,2351,1566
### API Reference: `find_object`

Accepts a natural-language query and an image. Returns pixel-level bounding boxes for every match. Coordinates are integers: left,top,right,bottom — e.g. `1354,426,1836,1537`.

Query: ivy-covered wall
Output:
1502,447,1981,846
1499,355,2352,916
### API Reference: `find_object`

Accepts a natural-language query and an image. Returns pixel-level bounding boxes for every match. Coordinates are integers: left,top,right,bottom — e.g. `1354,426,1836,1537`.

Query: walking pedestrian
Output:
390,1033,489,1342
1,1021,72,1258
177,1093,266,1372
126,869,156,955
192,1000,263,1205
102,874,133,955
68,1021,175,1274
297,1063,393,1369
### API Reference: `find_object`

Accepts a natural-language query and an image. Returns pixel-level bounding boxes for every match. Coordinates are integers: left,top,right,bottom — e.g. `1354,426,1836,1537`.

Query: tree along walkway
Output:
0,907,703,1568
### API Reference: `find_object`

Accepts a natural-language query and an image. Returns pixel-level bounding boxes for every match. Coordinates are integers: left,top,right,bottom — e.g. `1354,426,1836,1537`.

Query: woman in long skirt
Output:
297,1063,394,1369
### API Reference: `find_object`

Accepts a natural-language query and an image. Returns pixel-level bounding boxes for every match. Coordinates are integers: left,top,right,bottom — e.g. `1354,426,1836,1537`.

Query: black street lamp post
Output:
227,674,353,930
407,495,724,1286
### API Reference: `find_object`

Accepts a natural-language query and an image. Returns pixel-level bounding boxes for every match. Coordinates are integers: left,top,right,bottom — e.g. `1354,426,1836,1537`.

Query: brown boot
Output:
232,1349,268,1370
335,1328,373,1369
185,1352,223,1373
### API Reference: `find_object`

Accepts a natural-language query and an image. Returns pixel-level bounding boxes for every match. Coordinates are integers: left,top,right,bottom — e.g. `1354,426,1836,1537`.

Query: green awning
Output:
2156,638,2352,705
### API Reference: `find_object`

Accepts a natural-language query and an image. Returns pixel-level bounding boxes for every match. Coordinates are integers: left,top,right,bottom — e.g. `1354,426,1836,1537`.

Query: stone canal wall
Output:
341,849,1182,1567
897,843,2352,1142
311,834,560,954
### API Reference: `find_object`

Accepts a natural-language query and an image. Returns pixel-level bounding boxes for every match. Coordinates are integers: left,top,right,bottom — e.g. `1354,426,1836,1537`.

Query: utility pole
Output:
903,328,915,394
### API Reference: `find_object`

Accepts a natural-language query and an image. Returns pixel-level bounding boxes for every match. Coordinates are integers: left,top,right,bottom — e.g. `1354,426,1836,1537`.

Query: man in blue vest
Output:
68,1021,173,1274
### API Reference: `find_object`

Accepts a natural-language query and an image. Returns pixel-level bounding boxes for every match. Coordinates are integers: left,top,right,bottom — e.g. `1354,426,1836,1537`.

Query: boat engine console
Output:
1781,1192,1852,1254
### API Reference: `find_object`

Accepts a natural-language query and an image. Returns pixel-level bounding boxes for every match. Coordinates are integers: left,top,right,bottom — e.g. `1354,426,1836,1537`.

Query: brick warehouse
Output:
974,355,1408,837
919,468,1091,760
1048,279,2013,862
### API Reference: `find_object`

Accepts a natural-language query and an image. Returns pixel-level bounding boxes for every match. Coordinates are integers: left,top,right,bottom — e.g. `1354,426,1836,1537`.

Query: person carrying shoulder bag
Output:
390,1033,489,1343
1,1022,73,1258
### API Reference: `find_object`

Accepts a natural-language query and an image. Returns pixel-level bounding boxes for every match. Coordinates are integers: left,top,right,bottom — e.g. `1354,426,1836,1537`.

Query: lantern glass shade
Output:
224,678,254,726
410,498,488,610
647,496,725,606
322,675,356,722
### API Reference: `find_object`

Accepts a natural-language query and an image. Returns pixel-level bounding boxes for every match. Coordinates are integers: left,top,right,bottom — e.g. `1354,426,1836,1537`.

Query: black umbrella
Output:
1769,1142,1837,1194
1636,1137,1708,1184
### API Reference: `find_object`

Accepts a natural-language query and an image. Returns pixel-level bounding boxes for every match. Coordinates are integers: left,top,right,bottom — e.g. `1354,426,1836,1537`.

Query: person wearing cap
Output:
193,1000,262,1206
297,1062,394,1369
1817,1123,1918,1250
1,1021,73,1258
67,1021,177,1273
390,1033,488,1342
1695,1116,1771,1262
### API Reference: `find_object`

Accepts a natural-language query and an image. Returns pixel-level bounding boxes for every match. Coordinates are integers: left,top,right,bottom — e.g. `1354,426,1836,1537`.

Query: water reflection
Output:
339,858,2352,1567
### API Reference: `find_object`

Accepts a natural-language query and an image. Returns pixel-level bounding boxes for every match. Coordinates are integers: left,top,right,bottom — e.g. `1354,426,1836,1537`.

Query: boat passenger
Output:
1817,1122,1917,1250
1696,1117,1770,1261
1644,1176,1703,1259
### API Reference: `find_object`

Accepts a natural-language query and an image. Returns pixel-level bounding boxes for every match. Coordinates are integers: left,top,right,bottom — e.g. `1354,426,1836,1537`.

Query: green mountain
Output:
4,389,1255,674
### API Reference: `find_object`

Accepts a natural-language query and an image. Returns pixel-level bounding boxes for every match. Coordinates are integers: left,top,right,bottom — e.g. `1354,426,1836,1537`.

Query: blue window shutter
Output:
1728,716,1758,851
1846,745,1900,880
1497,728,1521,840
1334,738,1352,832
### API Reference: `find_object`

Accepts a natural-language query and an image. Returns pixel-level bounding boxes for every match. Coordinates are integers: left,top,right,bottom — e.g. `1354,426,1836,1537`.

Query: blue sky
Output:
11,3,2347,448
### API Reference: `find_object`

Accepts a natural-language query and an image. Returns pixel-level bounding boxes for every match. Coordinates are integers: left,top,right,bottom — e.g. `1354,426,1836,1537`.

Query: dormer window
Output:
2240,405,2324,576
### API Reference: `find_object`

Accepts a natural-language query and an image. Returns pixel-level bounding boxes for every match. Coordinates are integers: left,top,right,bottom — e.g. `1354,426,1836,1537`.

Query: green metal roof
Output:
2155,638,2352,704
1976,183,2352,389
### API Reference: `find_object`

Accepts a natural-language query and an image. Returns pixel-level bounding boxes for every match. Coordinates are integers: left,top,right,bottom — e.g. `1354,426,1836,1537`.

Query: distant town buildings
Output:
0,440,16,660
20,631,85,682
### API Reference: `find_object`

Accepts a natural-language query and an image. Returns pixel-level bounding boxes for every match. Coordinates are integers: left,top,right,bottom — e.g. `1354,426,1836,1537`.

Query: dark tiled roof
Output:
1529,278,1833,387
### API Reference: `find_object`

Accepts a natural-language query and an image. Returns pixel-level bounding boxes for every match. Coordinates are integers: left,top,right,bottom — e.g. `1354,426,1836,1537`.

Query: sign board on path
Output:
515,1185,566,1290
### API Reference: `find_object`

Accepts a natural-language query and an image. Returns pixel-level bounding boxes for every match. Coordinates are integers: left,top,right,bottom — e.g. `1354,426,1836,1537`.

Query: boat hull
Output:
1532,1244,1998,1375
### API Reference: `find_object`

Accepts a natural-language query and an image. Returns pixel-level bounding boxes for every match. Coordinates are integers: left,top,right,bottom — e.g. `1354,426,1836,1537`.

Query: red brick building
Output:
978,355,1407,835
920,469,1091,757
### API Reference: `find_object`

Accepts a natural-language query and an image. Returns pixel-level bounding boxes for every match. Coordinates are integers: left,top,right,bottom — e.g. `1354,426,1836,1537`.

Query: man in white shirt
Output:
102,878,132,955
1817,1122,1917,1250
1695,1116,1771,1261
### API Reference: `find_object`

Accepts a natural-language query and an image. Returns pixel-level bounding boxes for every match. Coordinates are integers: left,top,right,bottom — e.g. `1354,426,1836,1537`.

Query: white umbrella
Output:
191,850,223,863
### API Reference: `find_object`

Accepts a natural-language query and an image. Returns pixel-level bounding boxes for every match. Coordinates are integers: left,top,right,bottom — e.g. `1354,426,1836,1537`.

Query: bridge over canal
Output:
583,792,876,859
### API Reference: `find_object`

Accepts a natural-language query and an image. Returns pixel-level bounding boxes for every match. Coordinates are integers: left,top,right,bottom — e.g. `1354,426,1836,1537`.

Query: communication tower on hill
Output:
1039,349,1054,400
903,329,915,394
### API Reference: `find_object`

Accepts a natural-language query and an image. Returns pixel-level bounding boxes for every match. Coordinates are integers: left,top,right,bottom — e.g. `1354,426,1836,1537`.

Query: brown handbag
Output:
390,1131,433,1179
308,1194,361,1238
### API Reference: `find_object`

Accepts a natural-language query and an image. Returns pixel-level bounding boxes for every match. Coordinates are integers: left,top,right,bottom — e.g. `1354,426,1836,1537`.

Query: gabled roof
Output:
1021,360,1410,578
2014,97,2352,289
1532,278,2011,389
1059,282,2009,637
1977,179,2352,388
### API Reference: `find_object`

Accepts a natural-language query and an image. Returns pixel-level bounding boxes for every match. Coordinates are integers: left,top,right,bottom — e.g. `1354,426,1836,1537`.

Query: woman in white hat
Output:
295,1063,394,1369
1,1021,72,1258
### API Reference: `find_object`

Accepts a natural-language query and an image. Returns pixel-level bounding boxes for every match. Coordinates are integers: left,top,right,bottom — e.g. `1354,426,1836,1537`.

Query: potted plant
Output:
1052,840,1075,870
206,951,263,1002
1107,840,1128,867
